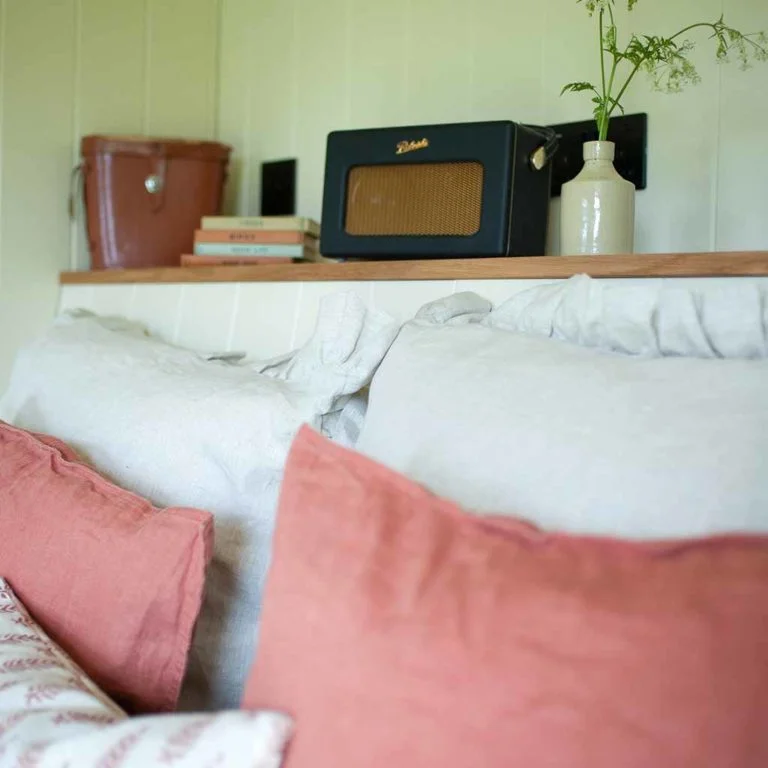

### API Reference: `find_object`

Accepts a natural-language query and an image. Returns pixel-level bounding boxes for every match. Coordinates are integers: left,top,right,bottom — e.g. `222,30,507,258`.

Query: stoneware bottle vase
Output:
560,140,635,255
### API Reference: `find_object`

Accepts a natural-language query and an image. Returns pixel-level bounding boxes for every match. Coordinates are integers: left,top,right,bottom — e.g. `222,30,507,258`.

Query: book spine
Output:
193,243,307,258
201,217,320,237
194,229,313,245
181,255,296,267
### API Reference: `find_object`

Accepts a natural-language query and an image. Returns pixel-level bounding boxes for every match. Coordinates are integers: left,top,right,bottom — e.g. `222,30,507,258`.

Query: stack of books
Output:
182,216,322,266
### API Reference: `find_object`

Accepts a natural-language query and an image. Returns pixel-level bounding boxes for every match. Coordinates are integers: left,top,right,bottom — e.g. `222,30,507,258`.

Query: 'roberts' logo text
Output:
396,138,430,155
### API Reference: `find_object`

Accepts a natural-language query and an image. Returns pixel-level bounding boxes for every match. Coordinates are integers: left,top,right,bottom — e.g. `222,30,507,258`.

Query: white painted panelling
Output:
370,281,456,322
175,284,240,352
0,0,77,388
717,0,768,251
454,279,561,307
471,0,544,122
77,0,146,135
144,0,220,138
218,0,768,253
57,285,95,314
59,276,768,366
88,285,136,319
293,0,350,221
217,0,254,215
245,0,299,213
124,284,183,343
229,283,302,359
347,0,408,129
292,282,376,348
405,0,473,125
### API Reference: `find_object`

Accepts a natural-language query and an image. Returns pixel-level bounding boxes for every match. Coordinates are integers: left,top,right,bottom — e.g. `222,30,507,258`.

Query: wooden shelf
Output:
59,251,768,285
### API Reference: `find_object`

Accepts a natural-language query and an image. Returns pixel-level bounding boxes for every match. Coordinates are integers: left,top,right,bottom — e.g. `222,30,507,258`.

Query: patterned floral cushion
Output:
0,578,293,767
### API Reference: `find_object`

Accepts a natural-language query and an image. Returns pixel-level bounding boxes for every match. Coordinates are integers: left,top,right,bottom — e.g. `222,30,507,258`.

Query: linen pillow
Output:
410,274,768,358
0,292,398,711
0,421,213,714
242,426,768,768
0,578,293,767
486,274,768,358
356,320,768,539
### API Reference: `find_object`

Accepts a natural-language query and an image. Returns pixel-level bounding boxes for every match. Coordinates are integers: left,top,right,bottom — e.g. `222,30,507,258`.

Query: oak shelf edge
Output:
59,252,768,285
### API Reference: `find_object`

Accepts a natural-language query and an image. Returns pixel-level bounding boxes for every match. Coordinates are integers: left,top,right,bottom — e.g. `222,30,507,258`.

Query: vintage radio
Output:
320,121,557,259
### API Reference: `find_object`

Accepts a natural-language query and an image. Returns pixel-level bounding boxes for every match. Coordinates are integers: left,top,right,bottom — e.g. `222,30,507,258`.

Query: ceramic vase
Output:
560,140,635,255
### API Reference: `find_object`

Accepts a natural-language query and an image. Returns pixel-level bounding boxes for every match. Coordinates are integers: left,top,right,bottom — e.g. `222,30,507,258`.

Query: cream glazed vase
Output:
560,140,635,255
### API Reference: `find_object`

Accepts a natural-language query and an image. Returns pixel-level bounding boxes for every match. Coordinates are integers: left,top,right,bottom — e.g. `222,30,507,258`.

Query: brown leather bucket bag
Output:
76,135,231,270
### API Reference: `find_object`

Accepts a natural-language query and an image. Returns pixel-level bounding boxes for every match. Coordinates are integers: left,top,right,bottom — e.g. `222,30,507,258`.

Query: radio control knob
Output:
530,146,548,172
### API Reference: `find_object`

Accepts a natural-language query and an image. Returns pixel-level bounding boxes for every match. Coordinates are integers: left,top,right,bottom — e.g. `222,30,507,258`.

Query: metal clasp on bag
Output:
145,174,164,194
145,147,167,212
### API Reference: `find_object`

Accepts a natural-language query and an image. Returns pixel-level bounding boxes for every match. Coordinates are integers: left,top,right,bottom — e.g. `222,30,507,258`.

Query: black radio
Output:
320,120,556,259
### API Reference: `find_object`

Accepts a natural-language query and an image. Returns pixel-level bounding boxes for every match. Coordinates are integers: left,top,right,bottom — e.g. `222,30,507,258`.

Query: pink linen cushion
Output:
0,420,214,714
0,577,294,767
243,425,768,768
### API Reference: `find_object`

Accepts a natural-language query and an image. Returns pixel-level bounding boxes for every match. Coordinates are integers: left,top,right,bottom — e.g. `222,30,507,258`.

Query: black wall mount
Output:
260,158,297,216
547,112,647,197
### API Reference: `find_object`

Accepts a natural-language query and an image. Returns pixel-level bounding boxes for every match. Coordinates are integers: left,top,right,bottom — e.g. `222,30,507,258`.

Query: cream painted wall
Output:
0,0,220,387
218,0,768,256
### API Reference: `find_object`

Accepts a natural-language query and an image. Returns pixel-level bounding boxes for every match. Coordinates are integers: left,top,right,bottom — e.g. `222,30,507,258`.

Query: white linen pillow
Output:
411,274,768,358
356,319,768,539
0,291,398,711
484,274,768,358
0,577,293,767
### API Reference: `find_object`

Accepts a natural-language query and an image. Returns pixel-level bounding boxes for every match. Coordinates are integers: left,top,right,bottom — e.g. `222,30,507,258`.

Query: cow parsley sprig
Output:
561,0,768,141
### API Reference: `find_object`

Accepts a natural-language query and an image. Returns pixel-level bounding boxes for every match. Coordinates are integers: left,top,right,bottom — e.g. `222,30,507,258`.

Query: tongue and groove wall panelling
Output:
716,0,768,251
217,0,255,216
469,0,544,123
144,0,220,139
348,0,409,129
243,0,300,220
292,0,350,221
404,0,473,125
0,0,77,388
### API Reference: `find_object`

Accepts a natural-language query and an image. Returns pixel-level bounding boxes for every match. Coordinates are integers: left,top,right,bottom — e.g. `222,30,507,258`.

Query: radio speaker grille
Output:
345,162,483,236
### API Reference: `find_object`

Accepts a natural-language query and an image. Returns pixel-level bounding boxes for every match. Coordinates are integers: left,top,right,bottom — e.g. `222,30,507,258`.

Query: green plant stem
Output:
598,4,619,141
669,21,721,43
605,60,643,121
599,8,607,102
600,59,619,140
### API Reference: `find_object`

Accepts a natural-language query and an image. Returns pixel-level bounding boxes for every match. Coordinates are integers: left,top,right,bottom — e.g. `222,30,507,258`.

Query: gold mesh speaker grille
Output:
345,162,484,236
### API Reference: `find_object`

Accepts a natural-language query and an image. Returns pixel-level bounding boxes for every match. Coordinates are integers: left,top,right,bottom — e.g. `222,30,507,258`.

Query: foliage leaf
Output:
560,81,599,96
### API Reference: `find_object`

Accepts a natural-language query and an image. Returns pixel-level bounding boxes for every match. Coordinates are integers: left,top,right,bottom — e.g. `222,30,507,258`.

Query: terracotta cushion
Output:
243,425,768,768
0,421,213,713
